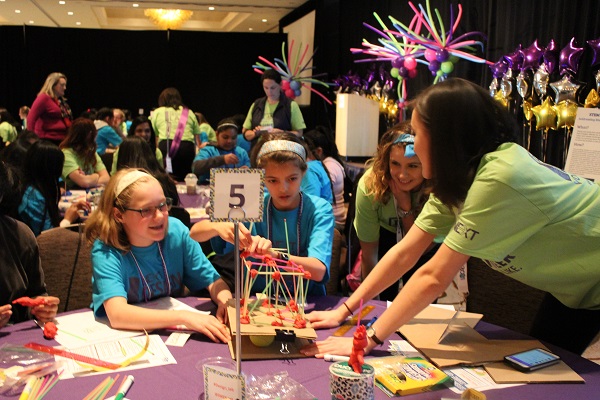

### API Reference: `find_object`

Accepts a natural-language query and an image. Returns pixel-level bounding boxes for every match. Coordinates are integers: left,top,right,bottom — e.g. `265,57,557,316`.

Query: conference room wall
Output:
0,26,285,128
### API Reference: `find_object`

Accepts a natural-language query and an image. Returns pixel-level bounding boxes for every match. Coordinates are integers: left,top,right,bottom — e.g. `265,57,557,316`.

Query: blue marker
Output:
366,316,378,328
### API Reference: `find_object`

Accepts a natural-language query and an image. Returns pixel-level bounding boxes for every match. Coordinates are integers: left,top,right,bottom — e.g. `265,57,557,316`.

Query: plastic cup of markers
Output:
196,356,239,400
329,361,375,400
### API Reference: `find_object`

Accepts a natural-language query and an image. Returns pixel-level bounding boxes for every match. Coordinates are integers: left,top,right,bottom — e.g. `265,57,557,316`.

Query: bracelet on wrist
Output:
342,302,353,316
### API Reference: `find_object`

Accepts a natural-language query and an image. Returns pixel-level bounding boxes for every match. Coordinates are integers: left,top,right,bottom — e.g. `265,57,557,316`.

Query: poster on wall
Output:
564,108,600,182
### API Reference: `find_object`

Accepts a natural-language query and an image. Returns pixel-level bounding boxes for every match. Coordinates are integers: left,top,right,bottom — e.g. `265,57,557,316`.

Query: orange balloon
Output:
532,97,557,131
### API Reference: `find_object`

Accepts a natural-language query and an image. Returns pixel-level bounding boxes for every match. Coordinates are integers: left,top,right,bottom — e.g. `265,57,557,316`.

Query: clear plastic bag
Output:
245,371,317,400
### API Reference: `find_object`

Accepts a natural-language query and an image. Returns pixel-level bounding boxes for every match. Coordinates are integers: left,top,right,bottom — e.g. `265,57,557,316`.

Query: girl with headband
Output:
192,117,250,183
85,168,232,342
351,122,465,305
191,132,335,296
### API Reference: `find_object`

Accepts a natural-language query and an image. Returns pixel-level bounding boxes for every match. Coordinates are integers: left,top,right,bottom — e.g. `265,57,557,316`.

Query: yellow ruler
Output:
333,305,375,336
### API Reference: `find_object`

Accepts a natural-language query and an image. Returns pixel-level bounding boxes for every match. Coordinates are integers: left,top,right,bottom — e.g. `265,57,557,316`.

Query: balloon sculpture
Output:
253,41,333,105
351,0,491,122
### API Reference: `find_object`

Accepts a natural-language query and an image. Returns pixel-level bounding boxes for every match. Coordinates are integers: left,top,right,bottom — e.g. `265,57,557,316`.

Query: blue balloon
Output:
290,80,301,90
294,89,302,96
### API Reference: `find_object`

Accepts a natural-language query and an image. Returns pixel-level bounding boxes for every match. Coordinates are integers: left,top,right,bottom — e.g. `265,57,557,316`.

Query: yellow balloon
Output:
531,97,557,132
585,89,600,108
249,335,275,347
522,100,533,121
554,100,579,128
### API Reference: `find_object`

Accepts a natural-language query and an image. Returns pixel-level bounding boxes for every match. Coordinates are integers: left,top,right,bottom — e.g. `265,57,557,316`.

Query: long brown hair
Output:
412,78,518,208
59,118,98,172
59,118,97,172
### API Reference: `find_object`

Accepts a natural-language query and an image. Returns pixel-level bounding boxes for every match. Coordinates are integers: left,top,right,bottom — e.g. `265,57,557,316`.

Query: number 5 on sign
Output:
209,168,265,222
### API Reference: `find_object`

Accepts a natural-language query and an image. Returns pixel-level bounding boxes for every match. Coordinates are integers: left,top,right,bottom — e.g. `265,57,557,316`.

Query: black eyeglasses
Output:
123,198,172,218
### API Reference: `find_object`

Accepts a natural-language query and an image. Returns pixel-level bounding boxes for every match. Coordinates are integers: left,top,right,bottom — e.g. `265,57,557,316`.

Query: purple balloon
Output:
435,49,449,62
503,45,523,70
520,40,544,71
587,37,600,67
543,39,559,74
391,57,405,69
398,66,409,78
490,59,508,79
559,37,584,75
428,60,441,73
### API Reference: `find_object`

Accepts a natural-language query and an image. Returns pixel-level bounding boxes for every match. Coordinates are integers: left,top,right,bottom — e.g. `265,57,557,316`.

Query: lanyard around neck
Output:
129,242,172,302
266,192,303,256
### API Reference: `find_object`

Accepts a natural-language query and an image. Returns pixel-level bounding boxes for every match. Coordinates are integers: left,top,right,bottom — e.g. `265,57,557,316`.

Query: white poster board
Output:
564,108,600,181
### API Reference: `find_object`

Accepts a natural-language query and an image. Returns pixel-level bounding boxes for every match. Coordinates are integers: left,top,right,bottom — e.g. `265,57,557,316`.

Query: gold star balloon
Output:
585,89,600,108
554,100,579,128
549,74,581,104
532,97,557,131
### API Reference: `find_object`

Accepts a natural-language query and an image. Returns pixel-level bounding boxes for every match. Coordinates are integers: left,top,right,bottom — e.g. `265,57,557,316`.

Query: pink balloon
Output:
408,68,418,79
404,56,417,70
281,80,290,90
424,49,436,62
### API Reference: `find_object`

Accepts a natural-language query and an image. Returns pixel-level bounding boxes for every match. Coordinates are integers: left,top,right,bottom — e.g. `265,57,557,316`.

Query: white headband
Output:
257,140,306,161
115,170,150,197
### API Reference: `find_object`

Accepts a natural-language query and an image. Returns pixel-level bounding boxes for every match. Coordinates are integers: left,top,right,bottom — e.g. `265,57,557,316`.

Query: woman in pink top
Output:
27,72,73,146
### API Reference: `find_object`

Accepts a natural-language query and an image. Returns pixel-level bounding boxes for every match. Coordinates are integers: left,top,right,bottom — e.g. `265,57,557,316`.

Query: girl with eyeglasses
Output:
85,168,232,342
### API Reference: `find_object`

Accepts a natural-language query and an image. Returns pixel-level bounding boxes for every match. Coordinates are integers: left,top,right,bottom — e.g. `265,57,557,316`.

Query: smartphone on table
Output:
504,348,561,372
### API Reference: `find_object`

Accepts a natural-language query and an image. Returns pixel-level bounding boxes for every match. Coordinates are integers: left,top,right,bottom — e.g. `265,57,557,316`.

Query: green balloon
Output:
441,61,454,74
390,68,399,78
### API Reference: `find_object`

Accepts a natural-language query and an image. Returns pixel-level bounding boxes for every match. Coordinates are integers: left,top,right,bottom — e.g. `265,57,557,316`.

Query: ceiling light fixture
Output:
208,6,215,11
262,19,267,22
133,4,139,7
144,9,193,30
68,11,73,15
59,1,65,4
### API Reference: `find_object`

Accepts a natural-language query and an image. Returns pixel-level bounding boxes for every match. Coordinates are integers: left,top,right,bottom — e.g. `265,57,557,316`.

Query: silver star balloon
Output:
501,69,513,98
596,69,600,93
549,75,581,104
489,78,499,97
516,71,530,99
533,63,549,97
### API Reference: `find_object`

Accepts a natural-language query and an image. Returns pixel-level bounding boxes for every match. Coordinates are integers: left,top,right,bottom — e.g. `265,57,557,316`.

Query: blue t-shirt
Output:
211,193,334,296
96,125,123,155
302,160,333,203
192,145,250,182
92,217,220,316
18,186,53,236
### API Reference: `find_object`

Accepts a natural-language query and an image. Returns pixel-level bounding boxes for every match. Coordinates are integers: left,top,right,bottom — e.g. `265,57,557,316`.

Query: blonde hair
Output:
364,121,428,206
85,168,157,252
38,72,67,98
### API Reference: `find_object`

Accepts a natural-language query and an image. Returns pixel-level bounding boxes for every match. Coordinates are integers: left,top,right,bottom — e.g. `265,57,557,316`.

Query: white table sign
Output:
210,168,264,221
564,107,600,181
203,364,245,400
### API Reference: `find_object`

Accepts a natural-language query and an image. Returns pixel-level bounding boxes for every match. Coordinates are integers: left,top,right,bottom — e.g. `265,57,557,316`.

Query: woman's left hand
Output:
30,296,60,323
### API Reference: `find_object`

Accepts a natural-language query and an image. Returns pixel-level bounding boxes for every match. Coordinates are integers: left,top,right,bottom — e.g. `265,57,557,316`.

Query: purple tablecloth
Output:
1,297,599,399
